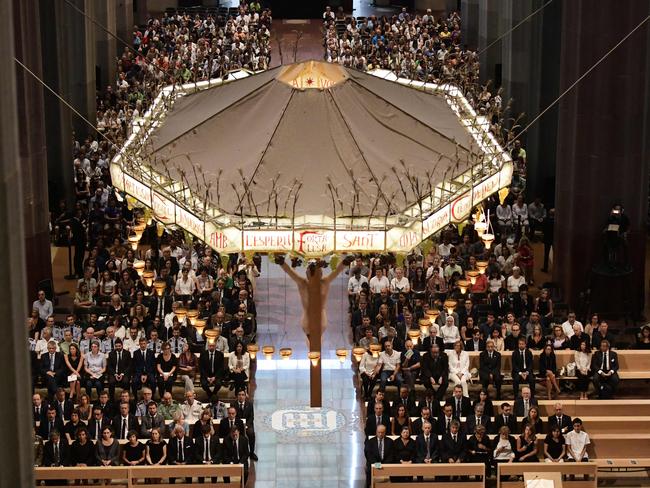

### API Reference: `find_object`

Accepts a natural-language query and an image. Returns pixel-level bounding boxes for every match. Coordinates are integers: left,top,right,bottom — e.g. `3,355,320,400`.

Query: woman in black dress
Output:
146,427,167,484
516,424,539,462
390,426,416,482
156,342,178,394
391,404,411,436
70,427,95,467
539,344,561,399
64,343,84,400
122,431,146,466
526,325,547,351
544,427,566,462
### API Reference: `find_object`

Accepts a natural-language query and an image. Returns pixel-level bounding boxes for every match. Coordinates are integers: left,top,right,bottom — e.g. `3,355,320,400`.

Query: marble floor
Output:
246,258,366,488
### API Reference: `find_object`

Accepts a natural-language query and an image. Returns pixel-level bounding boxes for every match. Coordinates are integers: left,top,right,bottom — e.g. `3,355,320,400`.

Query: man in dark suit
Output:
94,391,116,420
415,420,439,463
365,403,391,437
367,389,391,415
547,403,572,434
223,426,250,484
107,339,131,399
40,342,66,398
591,339,620,398
232,289,257,318
219,407,245,439
446,385,472,418
112,402,139,440
158,249,179,277
479,340,503,398
440,420,467,463
465,403,493,434
512,337,535,396
225,311,254,338
412,407,436,436
465,328,486,352
195,423,223,483
494,402,518,434
52,388,74,422
393,386,418,418
148,294,173,321
39,407,64,439
513,287,534,321
491,289,511,320
364,424,393,487
504,323,524,351
131,337,156,397
199,342,225,400
420,343,449,401
417,390,442,419
32,393,48,427
351,301,372,330
168,424,195,484
42,430,69,467
420,328,445,353
87,406,111,441
139,401,166,439
591,321,613,350
437,404,459,435
513,387,538,417
235,389,258,460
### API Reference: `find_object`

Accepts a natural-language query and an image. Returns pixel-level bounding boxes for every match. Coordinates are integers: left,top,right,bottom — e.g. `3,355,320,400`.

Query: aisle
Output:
248,258,365,488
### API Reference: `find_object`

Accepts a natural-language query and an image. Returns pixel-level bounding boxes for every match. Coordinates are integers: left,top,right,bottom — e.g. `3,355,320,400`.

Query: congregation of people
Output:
32,0,272,461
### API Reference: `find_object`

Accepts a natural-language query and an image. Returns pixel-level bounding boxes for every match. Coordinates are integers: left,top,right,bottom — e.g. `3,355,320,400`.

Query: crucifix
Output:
275,254,353,407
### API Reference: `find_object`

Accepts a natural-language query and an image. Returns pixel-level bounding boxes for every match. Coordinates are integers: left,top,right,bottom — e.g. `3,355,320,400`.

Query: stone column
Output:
13,0,53,299
95,0,118,89
460,0,479,50
476,0,500,84
554,0,650,313
40,0,97,206
115,0,134,49
0,0,37,484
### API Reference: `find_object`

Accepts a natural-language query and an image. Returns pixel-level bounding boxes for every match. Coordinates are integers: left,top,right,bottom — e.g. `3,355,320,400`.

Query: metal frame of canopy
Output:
110,64,512,257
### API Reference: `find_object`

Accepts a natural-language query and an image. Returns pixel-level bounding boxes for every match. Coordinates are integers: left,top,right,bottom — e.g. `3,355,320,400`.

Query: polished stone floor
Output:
247,258,366,488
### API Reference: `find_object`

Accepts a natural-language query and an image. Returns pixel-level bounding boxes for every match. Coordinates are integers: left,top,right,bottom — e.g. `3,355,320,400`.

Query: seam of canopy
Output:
346,73,471,153
325,89,393,214
235,89,297,215
151,68,283,153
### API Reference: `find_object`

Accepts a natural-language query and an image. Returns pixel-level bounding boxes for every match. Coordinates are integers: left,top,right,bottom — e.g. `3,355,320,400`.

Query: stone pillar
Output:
554,0,650,313
460,0,479,49
40,0,97,206
476,0,500,84
95,0,118,89
115,0,134,49
1,0,38,484
494,0,562,203
13,0,53,299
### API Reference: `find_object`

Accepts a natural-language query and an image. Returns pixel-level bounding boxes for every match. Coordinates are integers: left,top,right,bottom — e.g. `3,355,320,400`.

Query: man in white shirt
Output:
438,235,454,258
389,267,410,294
565,419,590,461
561,312,583,338
506,266,526,293
368,268,389,295
444,257,463,281
440,316,460,348
374,341,402,390
33,290,53,321
347,267,368,308
181,391,203,424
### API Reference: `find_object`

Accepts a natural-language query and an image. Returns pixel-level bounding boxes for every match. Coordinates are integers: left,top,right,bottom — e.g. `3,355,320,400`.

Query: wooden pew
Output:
33,464,245,488
497,461,597,488
521,399,650,417
34,466,130,486
129,464,244,487
589,434,650,458
372,462,485,488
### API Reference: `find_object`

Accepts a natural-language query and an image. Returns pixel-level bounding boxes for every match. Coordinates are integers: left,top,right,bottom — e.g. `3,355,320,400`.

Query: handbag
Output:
565,362,576,377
